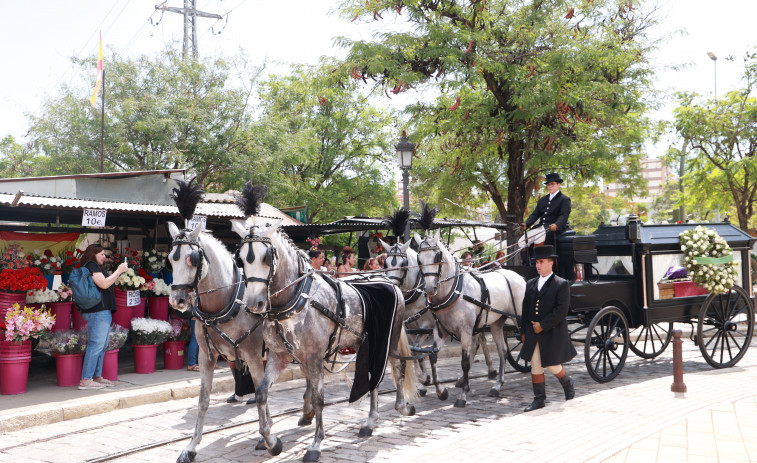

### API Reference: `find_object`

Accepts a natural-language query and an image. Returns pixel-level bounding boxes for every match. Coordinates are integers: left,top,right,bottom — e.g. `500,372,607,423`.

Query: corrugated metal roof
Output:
0,169,185,183
0,192,302,226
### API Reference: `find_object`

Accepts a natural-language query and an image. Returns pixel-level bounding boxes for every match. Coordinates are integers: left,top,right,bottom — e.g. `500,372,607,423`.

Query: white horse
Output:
231,218,417,462
415,232,527,407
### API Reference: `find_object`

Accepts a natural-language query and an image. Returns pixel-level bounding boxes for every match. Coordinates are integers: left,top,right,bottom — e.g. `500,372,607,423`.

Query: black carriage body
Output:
558,221,755,328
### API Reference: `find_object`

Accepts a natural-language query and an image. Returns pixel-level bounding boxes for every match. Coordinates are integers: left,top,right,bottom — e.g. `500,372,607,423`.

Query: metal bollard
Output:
670,329,687,393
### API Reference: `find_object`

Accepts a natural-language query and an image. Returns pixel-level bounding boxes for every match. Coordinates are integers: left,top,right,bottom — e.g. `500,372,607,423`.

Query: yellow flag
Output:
89,33,103,108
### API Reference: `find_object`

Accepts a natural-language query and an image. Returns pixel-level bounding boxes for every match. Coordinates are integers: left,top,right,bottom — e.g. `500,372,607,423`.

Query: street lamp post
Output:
707,51,717,97
395,135,414,243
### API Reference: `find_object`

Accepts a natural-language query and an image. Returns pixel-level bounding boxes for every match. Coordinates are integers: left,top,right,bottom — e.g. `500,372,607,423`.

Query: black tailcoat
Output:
525,191,571,231
520,273,577,367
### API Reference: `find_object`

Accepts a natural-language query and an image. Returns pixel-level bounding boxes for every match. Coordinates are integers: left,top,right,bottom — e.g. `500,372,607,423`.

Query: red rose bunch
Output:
0,267,49,294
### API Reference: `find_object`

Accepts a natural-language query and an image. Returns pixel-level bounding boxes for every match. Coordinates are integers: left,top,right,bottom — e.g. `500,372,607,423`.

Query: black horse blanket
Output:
345,277,400,403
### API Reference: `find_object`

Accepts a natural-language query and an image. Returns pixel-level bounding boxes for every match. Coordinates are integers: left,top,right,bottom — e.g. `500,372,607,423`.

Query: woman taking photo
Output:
77,244,128,390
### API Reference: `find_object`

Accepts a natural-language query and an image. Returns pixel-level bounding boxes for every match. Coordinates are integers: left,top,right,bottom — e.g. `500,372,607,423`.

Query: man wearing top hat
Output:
521,172,572,246
520,245,576,412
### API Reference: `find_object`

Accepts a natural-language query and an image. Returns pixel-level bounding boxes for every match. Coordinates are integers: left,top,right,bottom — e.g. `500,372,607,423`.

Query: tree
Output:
0,136,40,178
336,0,657,228
26,46,261,186
673,53,757,230
230,64,399,223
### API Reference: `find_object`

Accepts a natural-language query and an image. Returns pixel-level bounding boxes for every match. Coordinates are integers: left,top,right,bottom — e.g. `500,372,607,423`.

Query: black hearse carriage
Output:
506,216,755,383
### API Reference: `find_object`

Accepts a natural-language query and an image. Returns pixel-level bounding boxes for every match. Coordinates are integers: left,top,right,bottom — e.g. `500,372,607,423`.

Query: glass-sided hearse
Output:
507,215,755,383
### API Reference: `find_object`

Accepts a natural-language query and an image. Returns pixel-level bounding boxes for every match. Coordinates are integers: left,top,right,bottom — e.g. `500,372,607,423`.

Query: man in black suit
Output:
521,172,571,246
520,245,576,412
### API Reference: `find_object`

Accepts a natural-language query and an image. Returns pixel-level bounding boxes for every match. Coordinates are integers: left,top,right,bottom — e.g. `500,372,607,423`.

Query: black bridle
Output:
170,233,209,291
384,244,409,285
418,238,444,281
236,233,277,286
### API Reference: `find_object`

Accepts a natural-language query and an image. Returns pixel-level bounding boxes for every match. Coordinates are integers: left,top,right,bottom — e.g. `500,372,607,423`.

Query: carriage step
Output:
410,346,440,354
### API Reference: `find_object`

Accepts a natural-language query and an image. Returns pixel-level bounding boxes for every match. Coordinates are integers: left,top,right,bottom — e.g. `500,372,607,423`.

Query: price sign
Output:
187,215,207,231
126,290,141,307
82,209,107,227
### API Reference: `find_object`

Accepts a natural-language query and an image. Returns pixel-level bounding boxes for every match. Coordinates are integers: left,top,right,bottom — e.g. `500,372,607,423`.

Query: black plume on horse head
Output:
171,178,205,224
384,208,410,242
416,201,437,233
235,182,268,217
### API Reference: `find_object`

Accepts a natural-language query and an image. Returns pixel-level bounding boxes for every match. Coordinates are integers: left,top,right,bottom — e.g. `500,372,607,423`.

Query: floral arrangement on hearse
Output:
679,226,738,293
130,317,172,345
1,303,56,343
0,267,49,294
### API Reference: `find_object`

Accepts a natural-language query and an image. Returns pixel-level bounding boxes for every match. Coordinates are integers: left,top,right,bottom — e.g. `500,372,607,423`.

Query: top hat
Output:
544,173,563,185
532,245,558,261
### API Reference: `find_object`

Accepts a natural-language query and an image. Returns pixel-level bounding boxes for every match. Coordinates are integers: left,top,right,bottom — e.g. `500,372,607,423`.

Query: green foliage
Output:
564,186,628,233
26,46,261,186
673,52,757,230
231,64,399,223
337,0,659,229
0,135,40,178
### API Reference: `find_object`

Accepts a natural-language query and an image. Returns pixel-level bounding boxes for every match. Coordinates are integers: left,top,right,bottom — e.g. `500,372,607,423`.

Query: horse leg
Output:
488,322,508,397
480,332,498,379
298,375,315,426
415,333,432,386
255,352,286,457
359,388,380,438
430,334,448,401
177,345,215,463
388,328,416,417
454,332,473,408
303,356,326,462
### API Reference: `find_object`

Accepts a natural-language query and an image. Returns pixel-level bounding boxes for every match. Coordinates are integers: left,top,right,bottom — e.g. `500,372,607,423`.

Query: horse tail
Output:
395,325,419,401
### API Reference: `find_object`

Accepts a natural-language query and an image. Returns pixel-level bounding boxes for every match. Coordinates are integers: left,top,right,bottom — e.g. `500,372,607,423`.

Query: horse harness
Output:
236,230,364,360
418,237,519,338
171,231,264,370
384,244,428,325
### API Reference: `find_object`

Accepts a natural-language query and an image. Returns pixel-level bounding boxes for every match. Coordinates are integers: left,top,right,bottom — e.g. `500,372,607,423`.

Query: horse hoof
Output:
454,399,466,408
422,378,431,386
298,416,313,427
488,370,498,380
488,388,500,398
418,388,427,397
303,449,321,462
407,405,416,416
268,437,283,456
438,389,448,401
455,378,464,388
358,427,373,438
177,450,196,463
255,437,266,451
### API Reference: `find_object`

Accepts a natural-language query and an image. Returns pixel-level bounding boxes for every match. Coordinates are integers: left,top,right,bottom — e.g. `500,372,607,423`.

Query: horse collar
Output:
429,266,464,312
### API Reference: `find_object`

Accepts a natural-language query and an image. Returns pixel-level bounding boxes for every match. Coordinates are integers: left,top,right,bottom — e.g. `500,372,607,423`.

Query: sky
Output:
1,0,756,158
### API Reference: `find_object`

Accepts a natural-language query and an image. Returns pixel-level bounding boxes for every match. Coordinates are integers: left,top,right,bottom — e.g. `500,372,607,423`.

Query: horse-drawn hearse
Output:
505,215,756,383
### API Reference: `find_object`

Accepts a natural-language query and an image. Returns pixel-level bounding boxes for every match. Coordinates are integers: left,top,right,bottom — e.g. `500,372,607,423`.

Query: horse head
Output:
416,232,447,296
380,238,418,291
167,221,206,313
231,217,282,314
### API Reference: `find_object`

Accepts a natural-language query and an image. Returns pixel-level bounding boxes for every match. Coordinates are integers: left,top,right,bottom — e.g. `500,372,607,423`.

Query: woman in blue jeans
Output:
77,244,128,390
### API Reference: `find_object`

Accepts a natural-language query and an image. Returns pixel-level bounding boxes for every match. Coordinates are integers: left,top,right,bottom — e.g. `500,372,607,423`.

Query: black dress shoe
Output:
246,396,256,405
226,394,239,403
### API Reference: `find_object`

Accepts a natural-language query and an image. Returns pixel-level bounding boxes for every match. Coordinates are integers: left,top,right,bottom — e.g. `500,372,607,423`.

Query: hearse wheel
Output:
697,285,754,369
585,306,629,383
503,332,531,373
629,322,673,359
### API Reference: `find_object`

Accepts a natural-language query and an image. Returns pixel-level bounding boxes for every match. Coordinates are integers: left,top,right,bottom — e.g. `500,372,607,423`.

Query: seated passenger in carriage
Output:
521,172,572,247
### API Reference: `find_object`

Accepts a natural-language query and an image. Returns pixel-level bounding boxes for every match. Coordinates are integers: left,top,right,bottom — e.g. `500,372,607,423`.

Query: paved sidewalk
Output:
1,331,757,462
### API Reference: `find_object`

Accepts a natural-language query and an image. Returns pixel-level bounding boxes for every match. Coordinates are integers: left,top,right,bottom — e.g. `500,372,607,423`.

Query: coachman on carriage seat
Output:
522,172,572,246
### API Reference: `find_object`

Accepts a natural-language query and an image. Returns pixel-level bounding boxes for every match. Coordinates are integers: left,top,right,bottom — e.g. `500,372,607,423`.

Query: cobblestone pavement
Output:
1,325,756,463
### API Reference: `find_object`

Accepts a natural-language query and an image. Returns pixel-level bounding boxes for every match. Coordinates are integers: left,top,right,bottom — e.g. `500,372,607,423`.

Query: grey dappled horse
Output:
167,222,303,463
380,238,498,401
231,218,417,462
415,232,527,407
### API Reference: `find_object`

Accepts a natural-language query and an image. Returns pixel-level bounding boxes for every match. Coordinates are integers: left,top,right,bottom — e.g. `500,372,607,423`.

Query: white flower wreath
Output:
679,226,738,294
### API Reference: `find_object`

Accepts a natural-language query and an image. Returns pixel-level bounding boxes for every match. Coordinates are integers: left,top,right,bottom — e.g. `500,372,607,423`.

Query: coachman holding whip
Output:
521,172,572,246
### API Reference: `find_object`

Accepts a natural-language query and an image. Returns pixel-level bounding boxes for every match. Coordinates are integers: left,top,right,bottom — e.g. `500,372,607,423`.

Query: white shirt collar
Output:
538,272,553,290
549,191,559,201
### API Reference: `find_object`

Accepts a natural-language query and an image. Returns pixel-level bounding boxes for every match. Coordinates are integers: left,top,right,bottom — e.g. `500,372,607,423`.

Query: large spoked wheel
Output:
629,322,673,359
585,306,629,383
504,332,531,373
697,285,754,369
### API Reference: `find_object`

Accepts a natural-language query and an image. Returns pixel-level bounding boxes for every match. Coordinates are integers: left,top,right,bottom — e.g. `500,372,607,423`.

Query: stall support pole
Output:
671,329,687,394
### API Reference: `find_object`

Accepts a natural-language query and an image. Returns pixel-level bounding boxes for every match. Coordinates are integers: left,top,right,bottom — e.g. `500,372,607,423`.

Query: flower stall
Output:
130,318,172,374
